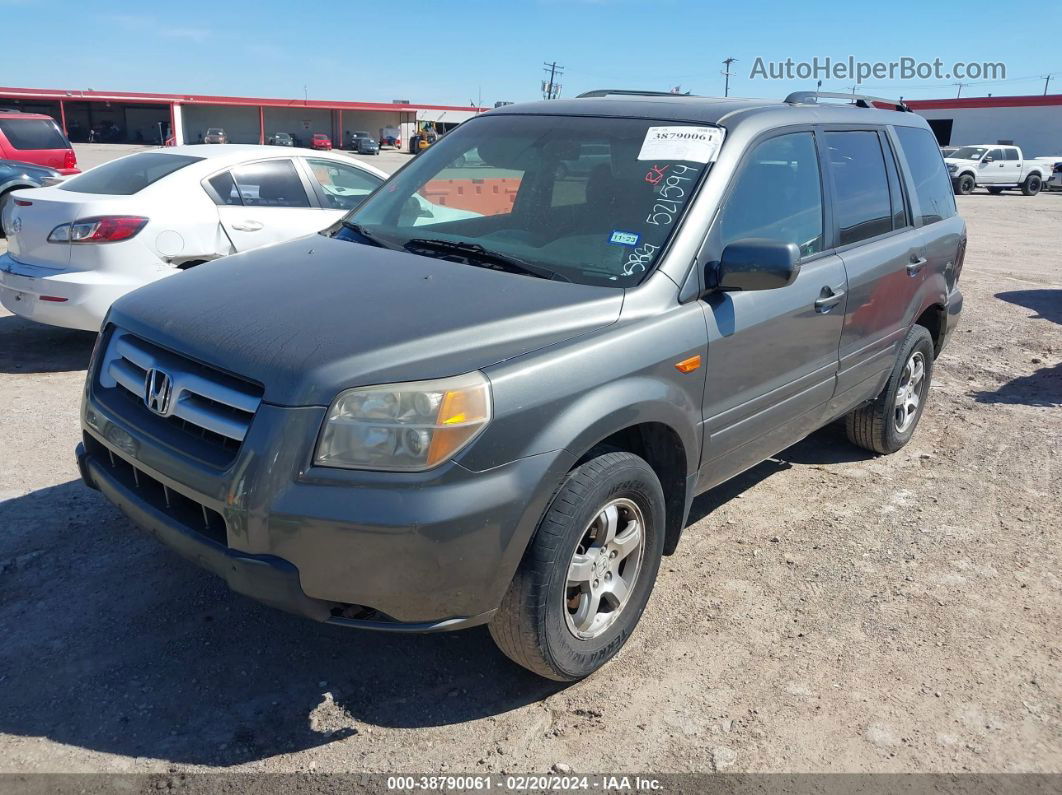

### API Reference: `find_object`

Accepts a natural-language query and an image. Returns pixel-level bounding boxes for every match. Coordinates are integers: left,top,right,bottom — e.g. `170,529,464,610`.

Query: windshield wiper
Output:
340,221,396,249
404,238,569,282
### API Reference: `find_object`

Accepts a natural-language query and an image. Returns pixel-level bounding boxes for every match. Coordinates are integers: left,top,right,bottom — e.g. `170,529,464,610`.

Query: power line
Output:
721,57,737,97
542,61,564,100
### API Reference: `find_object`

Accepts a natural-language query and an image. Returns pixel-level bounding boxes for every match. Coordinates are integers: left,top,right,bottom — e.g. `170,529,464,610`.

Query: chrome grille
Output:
98,329,262,446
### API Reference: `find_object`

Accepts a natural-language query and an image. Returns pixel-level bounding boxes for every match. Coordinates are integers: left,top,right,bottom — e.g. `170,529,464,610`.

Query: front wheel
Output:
955,174,976,194
489,452,665,681
845,325,935,455
1021,174,1042,196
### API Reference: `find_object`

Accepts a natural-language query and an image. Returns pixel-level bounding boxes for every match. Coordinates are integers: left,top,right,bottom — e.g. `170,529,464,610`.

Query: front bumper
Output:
0,252,165,331
78,381,574,630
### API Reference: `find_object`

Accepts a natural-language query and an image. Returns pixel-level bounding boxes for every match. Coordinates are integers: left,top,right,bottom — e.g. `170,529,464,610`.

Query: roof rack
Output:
784,91,911,112
576,89,699,99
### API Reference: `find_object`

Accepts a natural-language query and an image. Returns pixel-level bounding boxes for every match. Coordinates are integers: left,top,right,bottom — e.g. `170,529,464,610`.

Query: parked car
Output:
203,128,228,144
1049,161,1062,191
379,125,401,149
311,133,332,151
71,91,964,681
267,132,294,147
945,144,1051,195
0,111,79,174
348,131,379,155
0,145,387,330
0,159,63,238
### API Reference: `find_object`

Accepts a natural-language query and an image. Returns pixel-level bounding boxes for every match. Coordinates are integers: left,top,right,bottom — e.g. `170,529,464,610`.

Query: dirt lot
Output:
0,164,1059,775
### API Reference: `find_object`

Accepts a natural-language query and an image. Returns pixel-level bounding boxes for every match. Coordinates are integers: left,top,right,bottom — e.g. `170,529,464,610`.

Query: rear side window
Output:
718,132,824,257
824,131,892,246
894,126,957,225
230,159,310,208
0,117,69,150
61,153,202,195
1004,148,1020,161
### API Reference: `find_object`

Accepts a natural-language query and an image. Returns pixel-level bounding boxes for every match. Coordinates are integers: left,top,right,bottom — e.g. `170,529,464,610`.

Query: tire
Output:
845,325,935,455
955,174,976,195
489,452,666,681
987,186,1004,195
1021,174,1042,196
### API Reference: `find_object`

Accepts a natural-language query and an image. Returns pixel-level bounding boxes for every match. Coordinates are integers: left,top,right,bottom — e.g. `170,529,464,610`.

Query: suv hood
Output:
107,235,624,406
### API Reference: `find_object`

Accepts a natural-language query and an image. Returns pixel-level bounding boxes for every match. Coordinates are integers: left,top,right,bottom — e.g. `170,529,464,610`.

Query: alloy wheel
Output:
564,498,645,640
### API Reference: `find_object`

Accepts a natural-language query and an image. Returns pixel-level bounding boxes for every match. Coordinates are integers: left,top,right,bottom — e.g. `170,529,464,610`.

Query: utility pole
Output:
542,61,564,100
847,84,860,95
722,57,737,97
1043,74,1053,96
953,82,967,98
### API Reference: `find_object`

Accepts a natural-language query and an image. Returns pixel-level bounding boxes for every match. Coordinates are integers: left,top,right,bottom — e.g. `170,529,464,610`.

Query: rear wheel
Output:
489,452,665,681
1021,174,1042,196
955,174,976,194
845,325,935,455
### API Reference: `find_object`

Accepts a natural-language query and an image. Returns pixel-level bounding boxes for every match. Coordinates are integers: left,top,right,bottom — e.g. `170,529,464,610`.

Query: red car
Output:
0,111,79,174
311,133,332,150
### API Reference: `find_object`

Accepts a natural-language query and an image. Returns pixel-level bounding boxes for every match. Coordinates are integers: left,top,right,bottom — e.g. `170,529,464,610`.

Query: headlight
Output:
314,372,492,471
947,164,958,172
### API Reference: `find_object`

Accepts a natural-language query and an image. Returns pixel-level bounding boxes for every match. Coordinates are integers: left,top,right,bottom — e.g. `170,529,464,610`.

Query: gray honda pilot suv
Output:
76,91,964,681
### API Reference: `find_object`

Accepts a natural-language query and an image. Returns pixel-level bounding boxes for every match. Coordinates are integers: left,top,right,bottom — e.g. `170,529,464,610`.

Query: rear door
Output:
206,158,324,251
0,116,74,171
825,128,925,410
1000,147,1023,183
699,129,848,487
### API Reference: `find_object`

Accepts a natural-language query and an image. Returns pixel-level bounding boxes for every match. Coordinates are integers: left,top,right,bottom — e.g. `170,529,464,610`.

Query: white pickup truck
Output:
945,145,1052,196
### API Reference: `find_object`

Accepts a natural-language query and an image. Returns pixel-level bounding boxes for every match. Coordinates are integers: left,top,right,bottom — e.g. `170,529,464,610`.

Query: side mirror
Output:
716,239,801,291
983,156,993,163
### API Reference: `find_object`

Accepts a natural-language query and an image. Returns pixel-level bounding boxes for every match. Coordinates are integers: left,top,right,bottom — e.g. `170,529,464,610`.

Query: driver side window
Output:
718,132,824,257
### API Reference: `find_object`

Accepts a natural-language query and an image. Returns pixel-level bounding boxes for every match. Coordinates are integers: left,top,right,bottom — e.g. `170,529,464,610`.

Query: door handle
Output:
814,286,845,312
231,220,263,232
907,256,928,275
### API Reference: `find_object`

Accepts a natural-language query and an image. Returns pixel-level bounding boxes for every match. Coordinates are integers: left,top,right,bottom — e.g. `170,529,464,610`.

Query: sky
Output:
2,0,1060,107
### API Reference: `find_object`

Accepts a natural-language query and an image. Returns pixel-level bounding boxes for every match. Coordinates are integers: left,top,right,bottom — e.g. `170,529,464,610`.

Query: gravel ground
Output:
0,156,1059,775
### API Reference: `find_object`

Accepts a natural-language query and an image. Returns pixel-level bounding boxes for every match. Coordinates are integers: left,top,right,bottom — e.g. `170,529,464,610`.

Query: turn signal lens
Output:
675,354,702,373
315,372,492,471
48,216,148,244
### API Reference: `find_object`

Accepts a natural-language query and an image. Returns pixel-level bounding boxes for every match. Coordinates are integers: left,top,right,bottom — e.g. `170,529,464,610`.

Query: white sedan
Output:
0,145,388,331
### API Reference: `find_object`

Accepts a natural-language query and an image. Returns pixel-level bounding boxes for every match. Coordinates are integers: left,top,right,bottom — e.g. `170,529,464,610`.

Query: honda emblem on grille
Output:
144,368,173,416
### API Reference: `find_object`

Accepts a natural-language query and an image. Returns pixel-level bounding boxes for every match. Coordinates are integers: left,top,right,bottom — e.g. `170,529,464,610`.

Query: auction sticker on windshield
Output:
637,126,724,163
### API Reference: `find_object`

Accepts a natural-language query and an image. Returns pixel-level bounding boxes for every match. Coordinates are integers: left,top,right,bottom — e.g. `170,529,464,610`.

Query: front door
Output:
698,130,847,489
978,148,1006,184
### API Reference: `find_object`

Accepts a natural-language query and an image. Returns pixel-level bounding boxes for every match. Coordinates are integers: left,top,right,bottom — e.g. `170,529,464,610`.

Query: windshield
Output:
949,146,988,160
333,114,722,287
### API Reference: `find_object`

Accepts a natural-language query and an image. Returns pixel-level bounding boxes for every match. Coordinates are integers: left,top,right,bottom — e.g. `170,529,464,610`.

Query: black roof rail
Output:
576,89,699,98
784,90,911,112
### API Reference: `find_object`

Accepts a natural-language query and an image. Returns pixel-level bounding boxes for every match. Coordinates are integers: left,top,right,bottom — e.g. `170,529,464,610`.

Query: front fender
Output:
464,303,709,475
